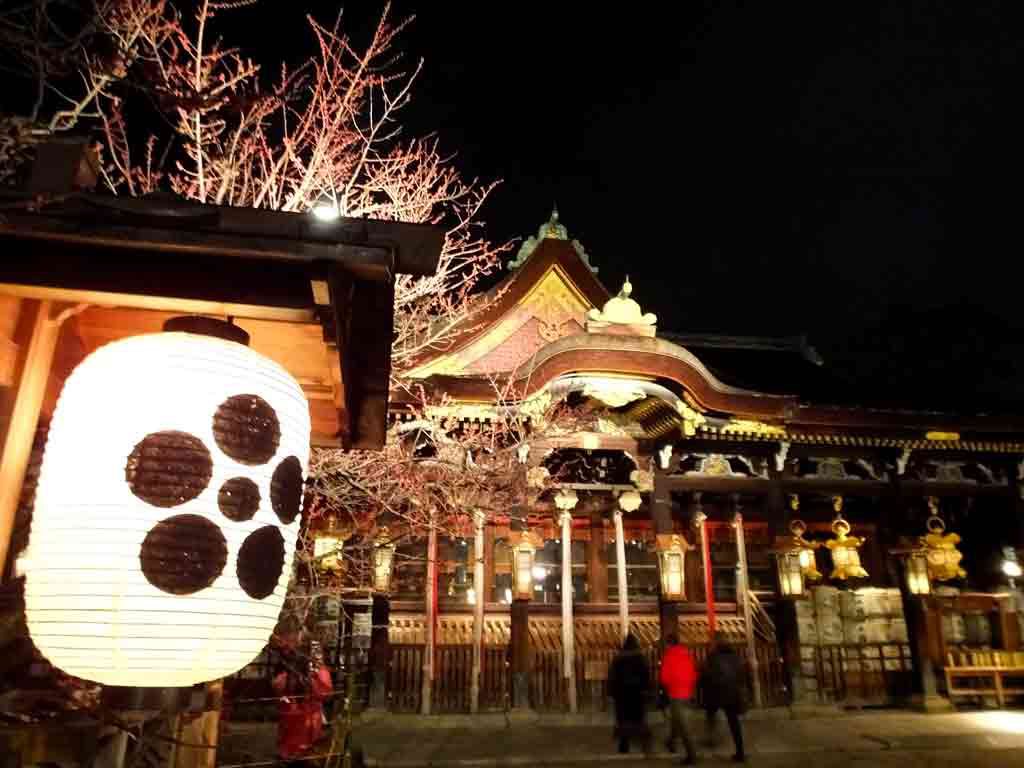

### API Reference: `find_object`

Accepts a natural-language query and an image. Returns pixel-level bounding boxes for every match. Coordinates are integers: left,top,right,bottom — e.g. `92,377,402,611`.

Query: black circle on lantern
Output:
126,431,213,507
213,394,281,465
162,316,250,346
218,477,261,522
140,514,227,595
270,456,303,524
237,525,285,599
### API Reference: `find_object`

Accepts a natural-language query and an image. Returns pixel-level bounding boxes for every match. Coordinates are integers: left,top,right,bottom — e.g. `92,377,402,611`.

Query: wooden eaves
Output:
0,190,443,450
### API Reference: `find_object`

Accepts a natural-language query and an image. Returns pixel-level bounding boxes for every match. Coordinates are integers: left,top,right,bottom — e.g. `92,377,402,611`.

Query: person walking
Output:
698,642,747,763
659,634,698,764
272,638,334,764
608,633,652,754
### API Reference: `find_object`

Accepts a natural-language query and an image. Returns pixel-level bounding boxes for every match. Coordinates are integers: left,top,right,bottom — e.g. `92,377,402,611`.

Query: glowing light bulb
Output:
311,203,340,222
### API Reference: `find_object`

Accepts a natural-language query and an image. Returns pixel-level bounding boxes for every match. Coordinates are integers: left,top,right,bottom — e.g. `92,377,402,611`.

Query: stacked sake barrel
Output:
839,588,907,646
793,586,912,702
934,585,995,647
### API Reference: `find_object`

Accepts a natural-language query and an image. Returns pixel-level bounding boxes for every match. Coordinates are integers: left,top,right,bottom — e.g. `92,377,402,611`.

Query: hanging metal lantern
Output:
656,533,690,601
373,528,397,593
922,498,966,582
825,496,868,580
19,320,310,687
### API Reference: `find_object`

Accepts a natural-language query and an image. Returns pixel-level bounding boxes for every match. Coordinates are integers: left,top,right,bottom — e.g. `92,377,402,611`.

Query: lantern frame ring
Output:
831,516,852,537
926,515,946,535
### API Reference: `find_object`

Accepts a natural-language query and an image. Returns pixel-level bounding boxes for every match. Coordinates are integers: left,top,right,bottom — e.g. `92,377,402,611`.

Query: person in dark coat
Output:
608,633,652,754
698,642,747,763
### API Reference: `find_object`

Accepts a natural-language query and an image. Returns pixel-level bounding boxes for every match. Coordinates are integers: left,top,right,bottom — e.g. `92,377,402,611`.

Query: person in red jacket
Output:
659,634,697,765
273,638,333,764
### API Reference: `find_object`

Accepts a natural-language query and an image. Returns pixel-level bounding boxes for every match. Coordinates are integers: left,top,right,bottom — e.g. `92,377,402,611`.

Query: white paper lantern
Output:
19,331,310,687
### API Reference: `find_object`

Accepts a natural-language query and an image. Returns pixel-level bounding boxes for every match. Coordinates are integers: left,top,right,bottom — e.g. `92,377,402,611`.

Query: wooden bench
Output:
944,650,1024,707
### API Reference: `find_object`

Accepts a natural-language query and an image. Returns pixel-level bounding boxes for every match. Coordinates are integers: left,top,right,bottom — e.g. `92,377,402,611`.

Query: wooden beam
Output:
0,282,313,323
662,475,773,495
0,301,63,577
0,335,17,387
530,433,642,454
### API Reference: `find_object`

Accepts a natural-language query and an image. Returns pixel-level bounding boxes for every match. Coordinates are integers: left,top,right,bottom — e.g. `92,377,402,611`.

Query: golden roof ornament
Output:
586,276,657,336
507,207,598,272
921,497,966,581
825,495,868,580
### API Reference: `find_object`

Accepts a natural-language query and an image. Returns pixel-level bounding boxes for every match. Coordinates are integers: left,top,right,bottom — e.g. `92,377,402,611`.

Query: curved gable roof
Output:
406,235,610,377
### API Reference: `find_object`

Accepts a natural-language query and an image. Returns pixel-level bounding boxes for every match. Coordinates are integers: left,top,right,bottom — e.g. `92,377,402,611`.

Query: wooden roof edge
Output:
0,190,443,278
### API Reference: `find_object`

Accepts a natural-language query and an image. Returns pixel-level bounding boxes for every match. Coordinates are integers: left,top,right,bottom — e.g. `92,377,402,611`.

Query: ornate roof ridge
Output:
507,206,598,274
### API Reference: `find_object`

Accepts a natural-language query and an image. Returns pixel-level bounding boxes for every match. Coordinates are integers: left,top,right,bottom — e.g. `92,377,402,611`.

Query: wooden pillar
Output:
422,524,437,715
652,470,678,647
471,511,485,713
510,599,530,708
0,301,63,577
900,573,948,710
889,474,949,711
559,510,578,712
587,509,608,603
369,594,390,708
174,681,222,768
694,493,716,639
613,509,629,641
733,496,762,707
484,523,496,604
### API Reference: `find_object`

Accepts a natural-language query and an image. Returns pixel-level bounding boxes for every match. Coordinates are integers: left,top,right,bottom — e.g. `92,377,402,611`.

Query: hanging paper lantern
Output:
19,326,310,687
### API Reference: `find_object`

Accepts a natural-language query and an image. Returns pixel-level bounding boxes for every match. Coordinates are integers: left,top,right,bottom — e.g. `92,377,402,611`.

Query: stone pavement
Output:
348,709,1024,768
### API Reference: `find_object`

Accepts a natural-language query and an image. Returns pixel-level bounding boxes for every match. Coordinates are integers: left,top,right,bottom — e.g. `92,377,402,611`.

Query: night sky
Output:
244,1,1024,410
77,3,1024,408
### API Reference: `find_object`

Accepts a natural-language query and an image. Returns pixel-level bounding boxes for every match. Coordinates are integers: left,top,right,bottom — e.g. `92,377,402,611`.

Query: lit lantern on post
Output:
313,517,347,574
774,549,805,598
922,498,966,583
825,496,869,580
655,534,690,601
1002,547,1022,588
512,532,540,601
904,548,932,595
373,529,397,593
18,318,311,687
788,497,823,582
